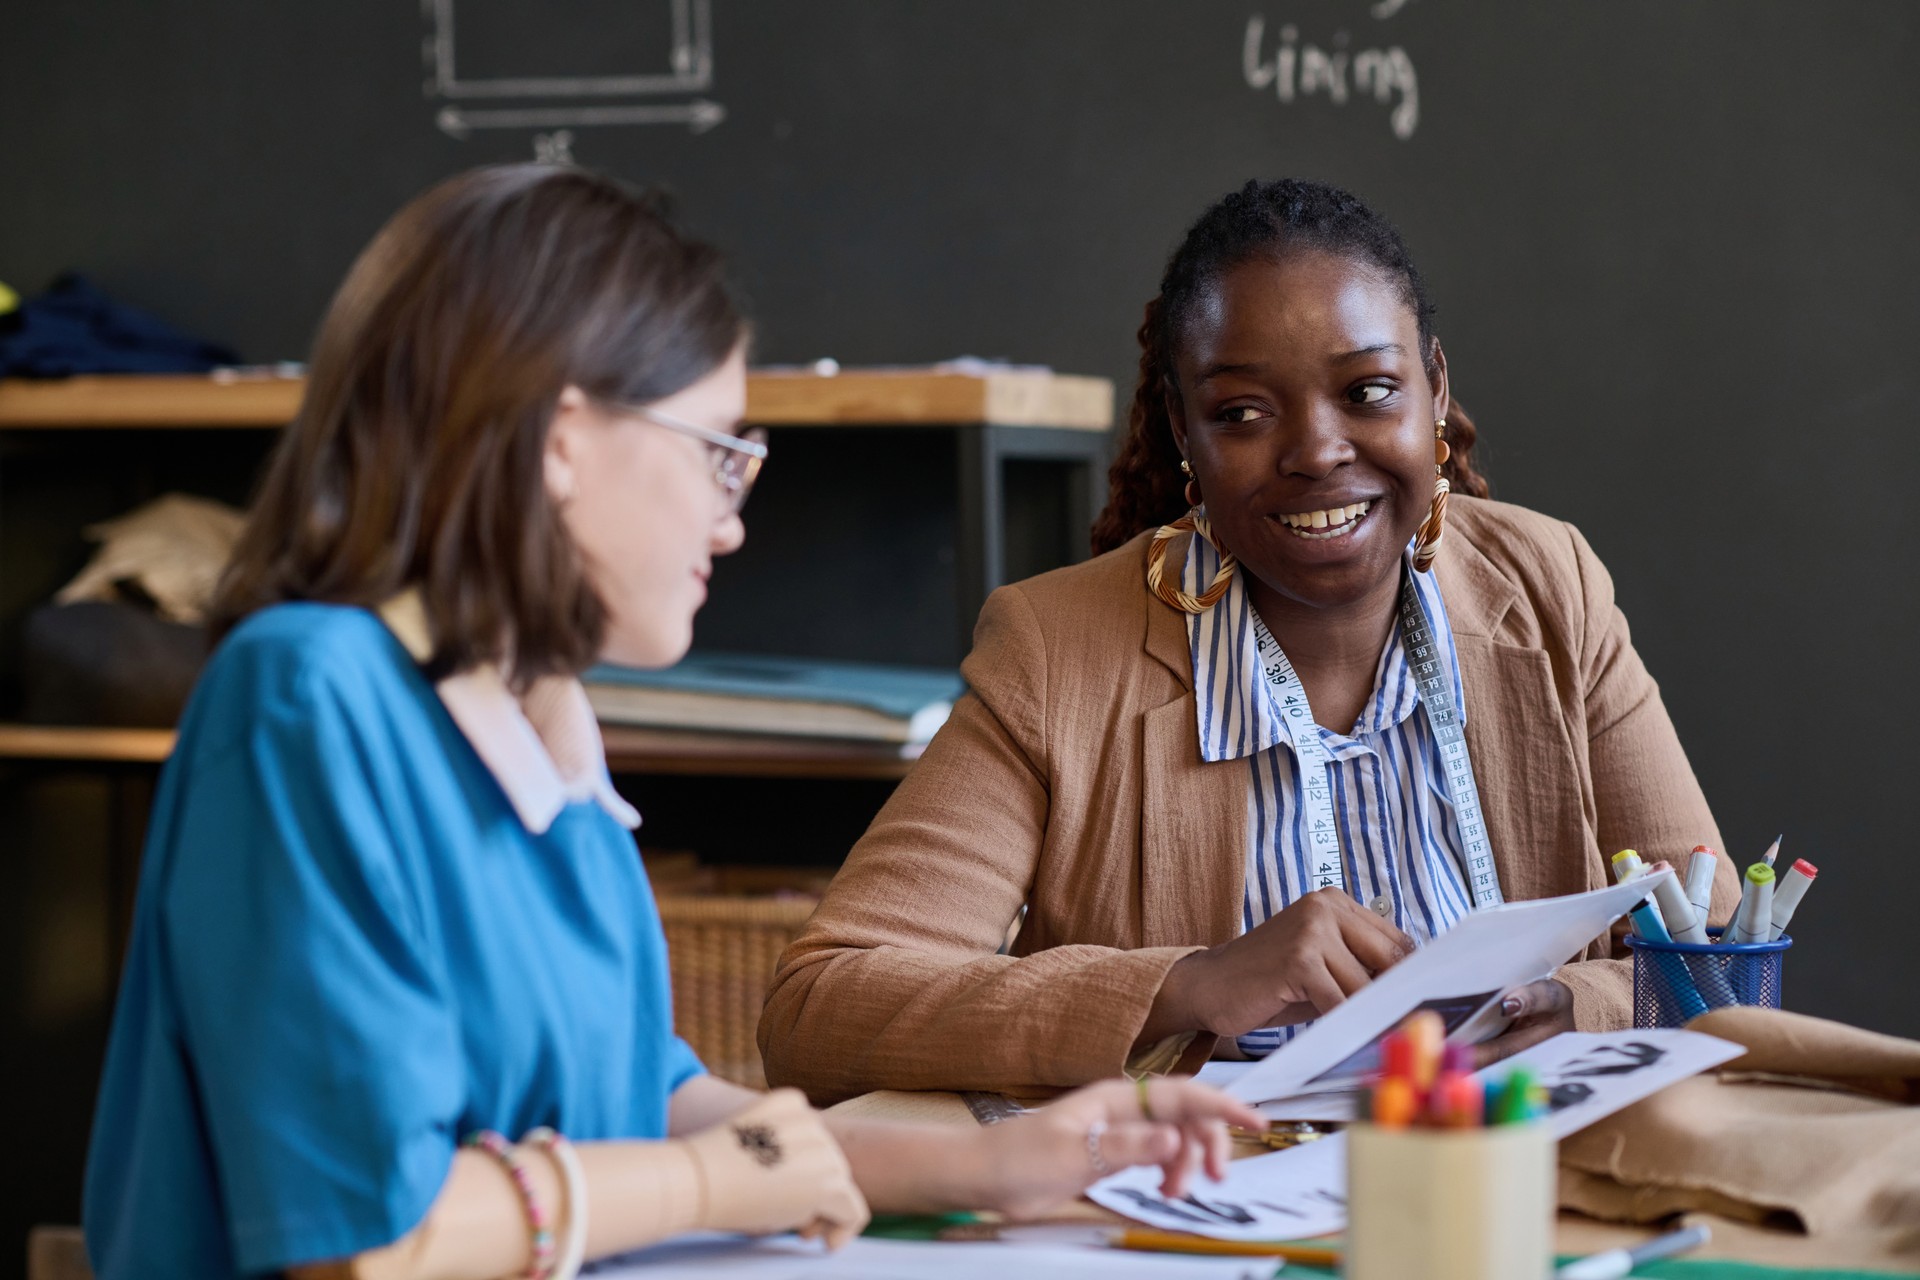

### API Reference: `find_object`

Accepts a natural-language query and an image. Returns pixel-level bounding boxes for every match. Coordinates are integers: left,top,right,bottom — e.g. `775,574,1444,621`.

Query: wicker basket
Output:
656,891,820,1089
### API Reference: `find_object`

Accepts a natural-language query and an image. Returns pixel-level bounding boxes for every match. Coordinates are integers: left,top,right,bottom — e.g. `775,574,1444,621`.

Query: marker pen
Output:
1726,863,1776,945
1768,859,1817,941
1648,860,1707,944
1610,850,1669,937
1371,1075,1416,1128
1684,845,1719,927
1403,1010,1444,1090
1664,854,1739,1006
1557,1225,1712,1280
1630,897,1709,1020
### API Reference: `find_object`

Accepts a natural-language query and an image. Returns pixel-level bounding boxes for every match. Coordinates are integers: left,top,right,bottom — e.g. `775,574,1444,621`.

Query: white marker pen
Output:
1726,863,1775,946
1684,845,1719,928
1768,859,1817,941
1648,860,1707,944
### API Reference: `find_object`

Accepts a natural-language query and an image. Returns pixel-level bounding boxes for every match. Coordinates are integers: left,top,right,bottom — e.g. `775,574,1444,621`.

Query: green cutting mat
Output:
863,1216,1913,1278
1277,1254,1904,1279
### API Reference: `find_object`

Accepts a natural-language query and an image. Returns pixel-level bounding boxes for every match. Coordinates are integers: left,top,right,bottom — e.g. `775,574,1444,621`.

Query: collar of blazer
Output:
1129,512,1584,952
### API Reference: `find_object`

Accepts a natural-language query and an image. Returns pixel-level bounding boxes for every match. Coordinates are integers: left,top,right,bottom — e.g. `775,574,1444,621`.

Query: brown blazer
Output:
759,497,1740,1103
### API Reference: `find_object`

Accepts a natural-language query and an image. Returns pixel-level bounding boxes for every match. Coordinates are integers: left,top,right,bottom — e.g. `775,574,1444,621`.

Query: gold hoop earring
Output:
1146,508,1236,613
1178,458,1202,508
1411,418,1450,573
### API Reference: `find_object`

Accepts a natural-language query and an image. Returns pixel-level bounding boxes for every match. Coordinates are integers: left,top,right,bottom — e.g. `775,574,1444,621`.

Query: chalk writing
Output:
1242,16,1419,140
424,0,725,138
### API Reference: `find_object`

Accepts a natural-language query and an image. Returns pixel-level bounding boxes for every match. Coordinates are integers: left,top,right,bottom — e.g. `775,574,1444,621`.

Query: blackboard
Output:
5,2,1918,1040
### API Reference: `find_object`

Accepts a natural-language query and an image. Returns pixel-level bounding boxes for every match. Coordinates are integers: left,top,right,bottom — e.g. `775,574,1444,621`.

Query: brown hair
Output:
1091,179,1489,556
212,164,744,686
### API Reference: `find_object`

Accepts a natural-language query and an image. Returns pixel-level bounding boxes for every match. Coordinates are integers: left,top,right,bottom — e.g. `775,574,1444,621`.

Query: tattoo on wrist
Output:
733,1123,783,1169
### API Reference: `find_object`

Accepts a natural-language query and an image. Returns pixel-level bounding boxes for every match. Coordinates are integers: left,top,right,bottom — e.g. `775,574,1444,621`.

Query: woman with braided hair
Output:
763,177,1741,1102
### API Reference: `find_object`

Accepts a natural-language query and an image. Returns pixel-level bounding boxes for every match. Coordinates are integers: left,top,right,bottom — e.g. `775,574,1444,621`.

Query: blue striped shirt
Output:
1181,533,1477,1055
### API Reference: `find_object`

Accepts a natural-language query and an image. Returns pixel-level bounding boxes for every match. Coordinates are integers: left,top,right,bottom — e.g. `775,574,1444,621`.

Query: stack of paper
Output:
585,652,963,745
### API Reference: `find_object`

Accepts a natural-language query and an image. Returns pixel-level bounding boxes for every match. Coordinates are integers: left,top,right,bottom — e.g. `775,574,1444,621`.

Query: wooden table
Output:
827,1089,1910,1275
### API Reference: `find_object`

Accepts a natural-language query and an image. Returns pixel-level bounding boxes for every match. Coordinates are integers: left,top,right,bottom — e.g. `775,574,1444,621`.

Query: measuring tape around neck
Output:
1250,576,1503,913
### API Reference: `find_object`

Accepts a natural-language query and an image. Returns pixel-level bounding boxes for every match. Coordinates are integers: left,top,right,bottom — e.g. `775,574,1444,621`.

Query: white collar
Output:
377,591,641,835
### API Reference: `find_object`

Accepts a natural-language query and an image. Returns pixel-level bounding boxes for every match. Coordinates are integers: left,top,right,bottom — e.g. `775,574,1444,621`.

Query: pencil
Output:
1112,1227,1341,1266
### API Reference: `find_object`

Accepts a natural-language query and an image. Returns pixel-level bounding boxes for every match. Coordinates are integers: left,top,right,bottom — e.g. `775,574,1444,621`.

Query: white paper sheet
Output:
1092,1026,1744,1241
587,1233,1272,1278
1223,874,1676,1107
1191,1053,1375,1122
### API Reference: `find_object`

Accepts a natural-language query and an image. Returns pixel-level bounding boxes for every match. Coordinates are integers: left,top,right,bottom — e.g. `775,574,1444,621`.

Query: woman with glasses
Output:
82,165,1260,1280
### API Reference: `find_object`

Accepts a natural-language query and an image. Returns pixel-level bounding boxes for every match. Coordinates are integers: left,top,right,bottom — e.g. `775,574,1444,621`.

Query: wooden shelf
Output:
0,369,1114,431
0,722,919,780
0,375,305,427
0,724,174,763
745,368,1112,429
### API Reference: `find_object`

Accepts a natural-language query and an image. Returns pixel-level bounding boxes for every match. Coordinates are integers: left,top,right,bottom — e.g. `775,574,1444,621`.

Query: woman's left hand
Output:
974,1077,1266,1220
1472,978,1576,1069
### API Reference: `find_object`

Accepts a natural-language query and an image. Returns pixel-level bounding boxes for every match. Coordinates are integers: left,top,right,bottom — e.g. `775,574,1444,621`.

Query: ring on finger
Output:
1135,1074,1156,1122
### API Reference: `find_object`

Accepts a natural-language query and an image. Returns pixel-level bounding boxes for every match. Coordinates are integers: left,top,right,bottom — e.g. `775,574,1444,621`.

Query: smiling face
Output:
1167,249,1449,615
545,344,750,668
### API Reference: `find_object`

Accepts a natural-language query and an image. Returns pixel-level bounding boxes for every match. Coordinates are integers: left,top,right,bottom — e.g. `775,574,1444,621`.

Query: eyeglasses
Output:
617,403,768,513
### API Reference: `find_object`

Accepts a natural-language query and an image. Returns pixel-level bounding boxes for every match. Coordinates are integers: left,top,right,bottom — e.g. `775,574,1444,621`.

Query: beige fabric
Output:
1558,1007,1920,1261
761,497,1739,1103
55,492,245,624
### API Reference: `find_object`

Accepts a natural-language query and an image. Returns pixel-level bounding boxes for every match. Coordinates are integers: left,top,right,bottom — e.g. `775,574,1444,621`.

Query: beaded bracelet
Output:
464,1130,556,1280
525,1127,588,1280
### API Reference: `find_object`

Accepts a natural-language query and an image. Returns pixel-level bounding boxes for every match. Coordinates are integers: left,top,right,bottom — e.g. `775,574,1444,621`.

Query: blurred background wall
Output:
3,3,1916,1273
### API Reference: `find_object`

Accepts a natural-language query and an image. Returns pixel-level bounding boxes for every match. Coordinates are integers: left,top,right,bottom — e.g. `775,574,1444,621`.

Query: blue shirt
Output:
1181,532,1477,1055
84,604,703,1279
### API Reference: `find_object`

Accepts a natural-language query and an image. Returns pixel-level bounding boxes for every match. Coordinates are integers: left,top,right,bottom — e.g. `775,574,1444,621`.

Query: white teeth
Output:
1280,500,1372,538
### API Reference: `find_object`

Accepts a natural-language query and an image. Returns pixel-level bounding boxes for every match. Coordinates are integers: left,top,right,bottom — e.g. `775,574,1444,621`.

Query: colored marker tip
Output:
1793,858,1818,878
1745,863,1775,885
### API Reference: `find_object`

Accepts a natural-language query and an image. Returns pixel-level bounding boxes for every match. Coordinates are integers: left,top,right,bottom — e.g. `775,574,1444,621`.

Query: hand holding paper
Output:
1222,874,1676,1107
1146,887,1416,1044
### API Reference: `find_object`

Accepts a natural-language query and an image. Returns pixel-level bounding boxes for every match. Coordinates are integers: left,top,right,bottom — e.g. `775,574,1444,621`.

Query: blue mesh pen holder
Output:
1625,928,1790,1028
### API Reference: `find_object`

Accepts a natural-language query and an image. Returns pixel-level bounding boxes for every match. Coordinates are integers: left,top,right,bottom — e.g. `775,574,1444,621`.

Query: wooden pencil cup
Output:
1345,1121,1555,1280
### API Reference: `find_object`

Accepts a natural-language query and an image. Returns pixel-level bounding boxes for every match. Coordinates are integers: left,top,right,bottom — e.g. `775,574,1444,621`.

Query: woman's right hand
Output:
679,1087,870,1249
1148,888,1415,1040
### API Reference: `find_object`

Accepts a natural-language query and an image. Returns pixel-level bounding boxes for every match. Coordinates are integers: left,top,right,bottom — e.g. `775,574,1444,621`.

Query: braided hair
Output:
1090,179,1490,556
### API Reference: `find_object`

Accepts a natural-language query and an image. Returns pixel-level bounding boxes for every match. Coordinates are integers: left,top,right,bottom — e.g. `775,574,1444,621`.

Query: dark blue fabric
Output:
0,273,236,376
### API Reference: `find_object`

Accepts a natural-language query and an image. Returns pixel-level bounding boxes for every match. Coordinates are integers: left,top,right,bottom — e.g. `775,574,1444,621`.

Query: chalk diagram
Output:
425,0,725,140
